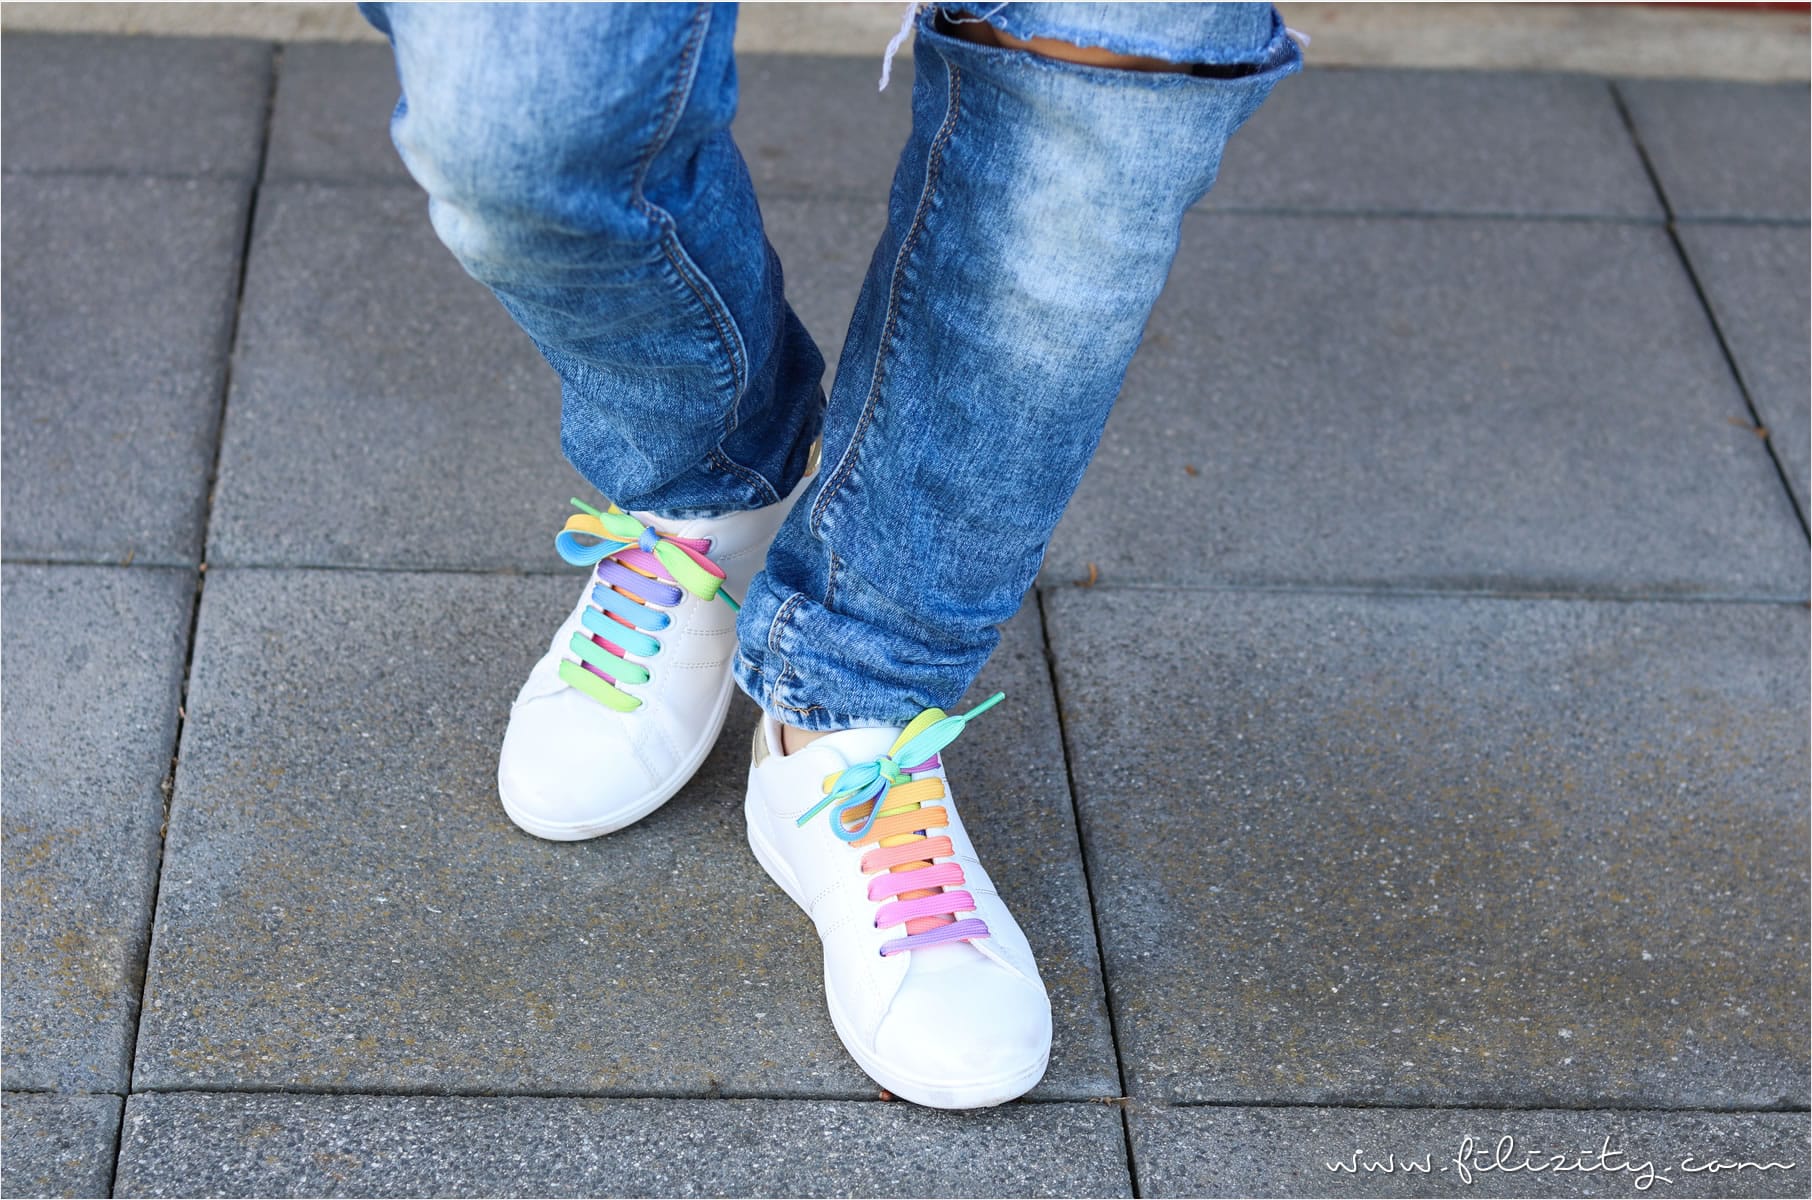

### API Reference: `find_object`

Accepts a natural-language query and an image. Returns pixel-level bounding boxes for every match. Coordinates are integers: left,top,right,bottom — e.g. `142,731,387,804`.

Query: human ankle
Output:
780,723,834,755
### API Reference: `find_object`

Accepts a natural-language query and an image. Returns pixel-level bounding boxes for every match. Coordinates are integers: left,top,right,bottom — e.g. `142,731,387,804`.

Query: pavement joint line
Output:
1183,205,1666,229
170,172,1788,228
166,172,1698,228
1,1087,127,1098
1033,588,1142,1199
1186,205,1667,226
101,1086,1812,1117
0,555,198,570
1164,1098,1812,1115
109,41,284,1199
1033,579,1812,607
113,1083,1116,1106
11,557,1803,607
1673,214,1812,229
1607,80,1812,540
0,165,263,184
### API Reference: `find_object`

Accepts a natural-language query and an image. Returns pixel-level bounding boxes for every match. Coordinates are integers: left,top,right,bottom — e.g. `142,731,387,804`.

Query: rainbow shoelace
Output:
552,498,739,713
797,693,1004,956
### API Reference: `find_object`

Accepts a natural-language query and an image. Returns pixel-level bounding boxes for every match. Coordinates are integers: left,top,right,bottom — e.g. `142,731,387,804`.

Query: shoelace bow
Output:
796,692,1004,956
552,498,737,712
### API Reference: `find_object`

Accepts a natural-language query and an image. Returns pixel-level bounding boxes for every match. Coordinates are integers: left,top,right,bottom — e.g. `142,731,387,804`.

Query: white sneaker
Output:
744,694,1052,1109
498,474,809,840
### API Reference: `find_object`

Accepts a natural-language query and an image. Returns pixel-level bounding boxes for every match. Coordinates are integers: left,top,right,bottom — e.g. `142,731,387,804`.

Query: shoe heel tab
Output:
751,716,784,766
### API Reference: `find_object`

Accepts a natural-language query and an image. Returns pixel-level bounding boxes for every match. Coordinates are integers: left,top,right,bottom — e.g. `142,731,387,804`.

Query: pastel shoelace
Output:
552,498,738,713
796,692,1004,956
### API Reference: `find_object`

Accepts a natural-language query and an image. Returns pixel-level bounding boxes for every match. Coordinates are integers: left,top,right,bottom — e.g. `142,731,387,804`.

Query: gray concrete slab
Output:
0,34,269,177
1045,213,1808,598
1209,69,1662,219
2,175,249,567
1130,1104,1811,1197
0,1092,123,1200
1617,80,1810,221
135,569,1116,1098
737,52,913,201
206,185,885,571
264,41,410,185
1677,222,1811,517
204,183,586,570
763,196,890,393
1043,588,1809,1107
258,44,911,197
1,565,194,1091
114,1092,1130,1198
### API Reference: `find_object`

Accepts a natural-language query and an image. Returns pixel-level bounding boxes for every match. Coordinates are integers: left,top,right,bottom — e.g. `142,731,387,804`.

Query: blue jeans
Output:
361,2,1299,730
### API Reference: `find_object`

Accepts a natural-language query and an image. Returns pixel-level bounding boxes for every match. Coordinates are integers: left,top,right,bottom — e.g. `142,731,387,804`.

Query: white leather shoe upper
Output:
497,477,806,840
743,706,1052,1108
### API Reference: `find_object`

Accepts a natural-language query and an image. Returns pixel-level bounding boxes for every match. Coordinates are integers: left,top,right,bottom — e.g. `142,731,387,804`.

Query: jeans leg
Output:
735,3,1301,729
362,1,824,518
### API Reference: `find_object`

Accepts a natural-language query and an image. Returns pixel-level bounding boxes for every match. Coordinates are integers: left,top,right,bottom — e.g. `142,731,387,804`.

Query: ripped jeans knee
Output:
880,2,1305,89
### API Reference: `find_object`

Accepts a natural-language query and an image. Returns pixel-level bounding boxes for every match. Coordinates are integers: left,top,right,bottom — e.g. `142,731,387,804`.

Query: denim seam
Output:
764,593,825,719
767,592,806,669
823,547,842,610
708,447,778,505
628,3,752,414
770,679,825,720
809,56,964,535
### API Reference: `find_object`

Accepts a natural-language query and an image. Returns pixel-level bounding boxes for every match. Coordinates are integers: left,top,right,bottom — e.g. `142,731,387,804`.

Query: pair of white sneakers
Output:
497,477,1052,1109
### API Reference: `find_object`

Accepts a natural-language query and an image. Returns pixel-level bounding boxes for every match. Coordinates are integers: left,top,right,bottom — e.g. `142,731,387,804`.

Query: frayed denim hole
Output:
1191,60,1266,80
927,3,1299,77
931,3,1009,32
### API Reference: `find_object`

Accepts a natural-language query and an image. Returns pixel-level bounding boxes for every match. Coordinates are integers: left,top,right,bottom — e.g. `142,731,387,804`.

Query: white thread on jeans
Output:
878,1,925,91
1285,25,1311,50
878,1,1012,91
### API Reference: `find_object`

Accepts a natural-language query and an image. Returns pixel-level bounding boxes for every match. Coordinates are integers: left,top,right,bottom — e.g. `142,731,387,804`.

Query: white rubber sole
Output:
498,669,736,841
744,798,1049,1110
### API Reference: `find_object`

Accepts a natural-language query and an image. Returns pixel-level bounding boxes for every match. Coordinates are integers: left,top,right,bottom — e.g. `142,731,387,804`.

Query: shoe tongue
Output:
809,707,950,768
809,725,904,766
629,509,713,543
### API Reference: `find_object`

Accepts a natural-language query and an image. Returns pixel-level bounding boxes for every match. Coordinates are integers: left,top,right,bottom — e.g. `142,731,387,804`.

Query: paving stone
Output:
1044,588,1810,1107
763,196,890,391
737,53,914,201
205,183,583,570
207,185,884,570
1046,213,1807,597
135,569,1116,1098
2,175,250,567
1130,1104,1811,1198
115,1092,1128,1198
0,34,270,177
265,42,411,185
1617,80,1810,221
1209,69,1661,219
1677,222,1811,516
259,46,914,196
1,1092,123,1200
1,565,194,1090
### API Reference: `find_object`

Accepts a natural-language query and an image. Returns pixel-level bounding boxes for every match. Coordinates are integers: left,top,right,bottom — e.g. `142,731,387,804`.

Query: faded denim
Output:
361,1,1299,729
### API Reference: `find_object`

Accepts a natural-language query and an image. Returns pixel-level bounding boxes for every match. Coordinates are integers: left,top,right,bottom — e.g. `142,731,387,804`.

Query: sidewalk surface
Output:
3,27,1810,1200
